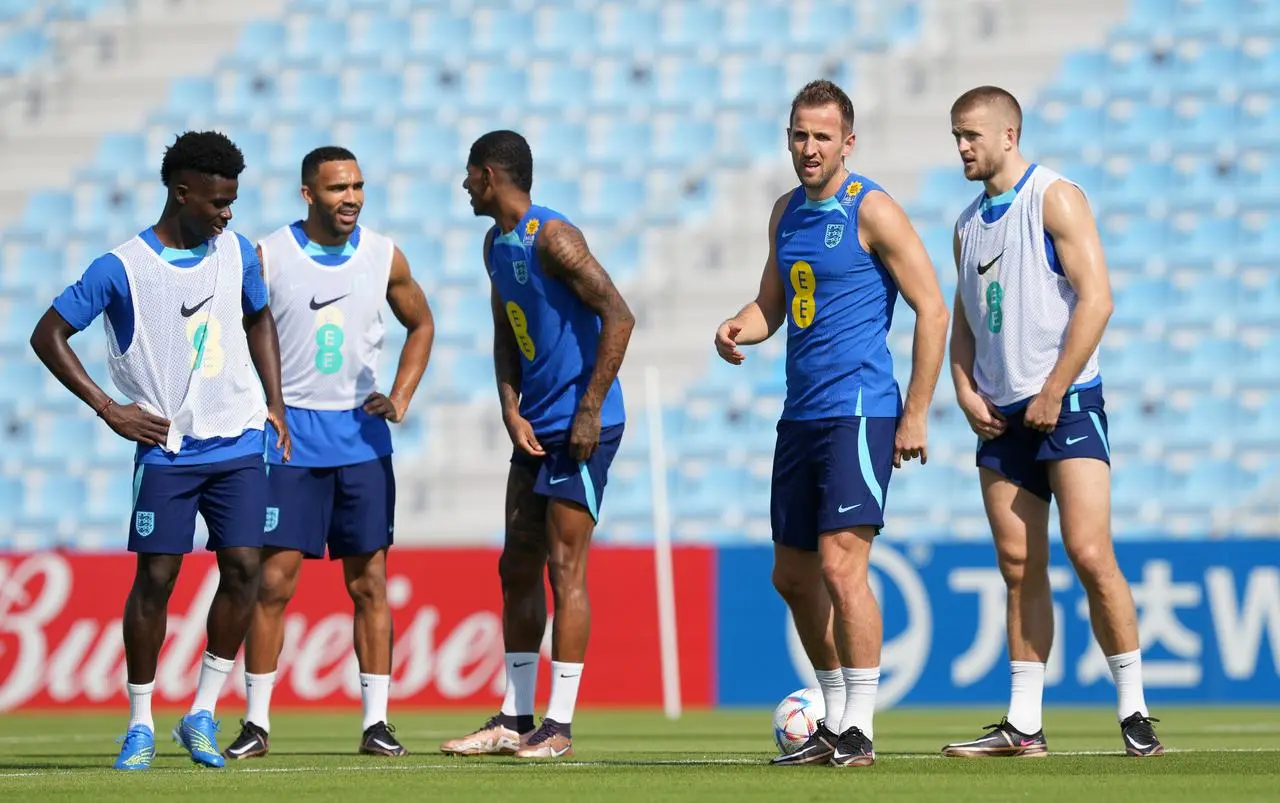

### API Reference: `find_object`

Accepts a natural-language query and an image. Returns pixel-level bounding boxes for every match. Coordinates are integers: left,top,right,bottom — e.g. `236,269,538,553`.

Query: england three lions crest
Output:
825,224,845,248
512,260,529,284
135,511,154,537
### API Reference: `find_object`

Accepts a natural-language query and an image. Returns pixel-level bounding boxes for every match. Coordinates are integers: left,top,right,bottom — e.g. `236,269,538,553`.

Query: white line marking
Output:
2,747,1277,777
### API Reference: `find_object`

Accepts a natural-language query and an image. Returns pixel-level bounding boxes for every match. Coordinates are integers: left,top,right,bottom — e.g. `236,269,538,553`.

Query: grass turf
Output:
0,706,1276,801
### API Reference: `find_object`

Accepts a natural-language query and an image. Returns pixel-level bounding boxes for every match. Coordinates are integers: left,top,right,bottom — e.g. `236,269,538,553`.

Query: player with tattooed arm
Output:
439,130,634,759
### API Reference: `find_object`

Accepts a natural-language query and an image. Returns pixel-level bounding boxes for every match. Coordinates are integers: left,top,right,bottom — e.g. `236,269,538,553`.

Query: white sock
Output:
1006,661,1046,734
244,671,276,732
1107,649,1149,722
360,673,391,731
838,667,879,740
814,668,846,730
189,651,235,716
127,681,155,731
500,652,539,717
545,661,584,723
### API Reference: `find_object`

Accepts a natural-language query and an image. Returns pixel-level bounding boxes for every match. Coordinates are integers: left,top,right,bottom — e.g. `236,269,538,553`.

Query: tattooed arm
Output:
537,219,635,460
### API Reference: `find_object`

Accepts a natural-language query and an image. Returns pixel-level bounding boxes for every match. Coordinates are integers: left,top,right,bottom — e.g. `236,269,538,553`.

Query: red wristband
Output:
95,399,115,418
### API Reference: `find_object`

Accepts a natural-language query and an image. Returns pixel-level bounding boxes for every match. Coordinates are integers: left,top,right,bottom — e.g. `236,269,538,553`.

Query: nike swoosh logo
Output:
180,294,214,317
838,503,862,513
559,673,580,679
227,742,259,756
371,738,400,751
513,661,533,668
1126,734,1153,750
548,476,573,485
781,229,799,238
310,293,349,310
551,744,572,757
831,750,857,761
977,251,1004,275
1065,435,1089,445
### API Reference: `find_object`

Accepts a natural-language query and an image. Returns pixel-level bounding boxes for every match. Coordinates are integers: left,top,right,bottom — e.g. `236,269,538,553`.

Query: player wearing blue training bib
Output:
30,131,292,771
223,147,433,762
715,81,949,768
943,86,1163,760
440,131,632,760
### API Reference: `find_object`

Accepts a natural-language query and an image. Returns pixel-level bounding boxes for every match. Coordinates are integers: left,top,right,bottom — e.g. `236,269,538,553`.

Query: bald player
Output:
941,86,1163,759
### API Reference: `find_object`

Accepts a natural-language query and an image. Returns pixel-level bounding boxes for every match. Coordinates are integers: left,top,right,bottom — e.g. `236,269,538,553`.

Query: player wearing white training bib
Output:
224,147,435,761
943,87,1163,760
31,131,292,771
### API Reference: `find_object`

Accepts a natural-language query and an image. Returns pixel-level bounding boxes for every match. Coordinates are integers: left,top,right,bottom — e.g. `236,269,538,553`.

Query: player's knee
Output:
1064,539,1117,588
132,556,181,607
259,558,300,609
771,563,816,606
997,547,1047,590
499,549,545,593
546,554,587,597
217,547,262,598
346,570,387,611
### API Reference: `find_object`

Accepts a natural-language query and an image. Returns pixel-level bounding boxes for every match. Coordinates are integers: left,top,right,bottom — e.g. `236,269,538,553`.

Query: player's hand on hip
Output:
101,402,171,447
893,411,929,468
363,391,404,423
715,321,745,365
568,405,602,462
267,404,292,462
959,393,1007,441
504,412,545,457
1024,392,1062,433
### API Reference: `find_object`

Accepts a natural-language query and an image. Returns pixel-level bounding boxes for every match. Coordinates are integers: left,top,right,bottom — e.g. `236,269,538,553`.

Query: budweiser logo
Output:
0,553,513,710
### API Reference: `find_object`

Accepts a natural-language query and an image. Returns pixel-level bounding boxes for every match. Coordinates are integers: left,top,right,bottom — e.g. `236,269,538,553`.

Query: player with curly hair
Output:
30,130,293,771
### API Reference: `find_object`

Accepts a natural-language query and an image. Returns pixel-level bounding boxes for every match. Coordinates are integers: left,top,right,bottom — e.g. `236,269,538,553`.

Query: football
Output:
771,687,825,754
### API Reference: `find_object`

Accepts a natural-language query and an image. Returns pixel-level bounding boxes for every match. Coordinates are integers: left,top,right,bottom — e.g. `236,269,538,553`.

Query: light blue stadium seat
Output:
653,119,715,167
286,17,346,66
474,65,529,107
588,118,652,166
1102,215,1166,265
1098,160,1170,213
1237,96,1280,149
662,4,723,51
670,464,741,519
1237,158,1280,207
388,180,450,229
472,10,532,56
1171,101,1236,152
411,11,472,59
1175,44,1239,95
725,4,789,51
1113,460,1164,502
165,76,217,117
529,65,591,114
658,61,719,108
0,29,48,75
534,6,595,57
231,20,286,69
722,61,786,109
1033,106,1104,158
525,177,574,216
1054,49,1107,91
1173,0,1235,37
340,70,403,118
1165,337,1241,382
1165,216,1237,264
1104,103,1171,153
1237,213,1280,264
19,189,73,232
278,73,340,118
338,123,395,174
599,7,660,56
93,133,148,173
350,14,410,63
791,4,854,48
1103,41,1168,99
394,120,459,170
1241,0,1280,30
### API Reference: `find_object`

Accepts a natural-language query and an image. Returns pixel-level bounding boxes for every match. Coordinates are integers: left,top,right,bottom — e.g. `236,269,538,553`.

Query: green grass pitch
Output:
1,707,1276,801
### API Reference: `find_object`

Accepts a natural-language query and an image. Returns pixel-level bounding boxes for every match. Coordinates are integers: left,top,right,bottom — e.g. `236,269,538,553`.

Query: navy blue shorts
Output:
263,456,395,559
977,385,1111,501
511,423,624,522
771,416,897,551
129,453,267,554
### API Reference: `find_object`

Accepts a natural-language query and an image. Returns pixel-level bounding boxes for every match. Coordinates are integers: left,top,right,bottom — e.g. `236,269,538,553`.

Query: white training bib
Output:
956,165,1100,407
259,224,395,410
106,230,267,453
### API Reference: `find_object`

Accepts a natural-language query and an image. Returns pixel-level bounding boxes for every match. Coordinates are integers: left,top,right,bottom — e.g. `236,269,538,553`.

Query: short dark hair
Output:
951,86,1023,141
301,145,358,185
468,130,533,193
790,80,855,133
160,131,245,187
